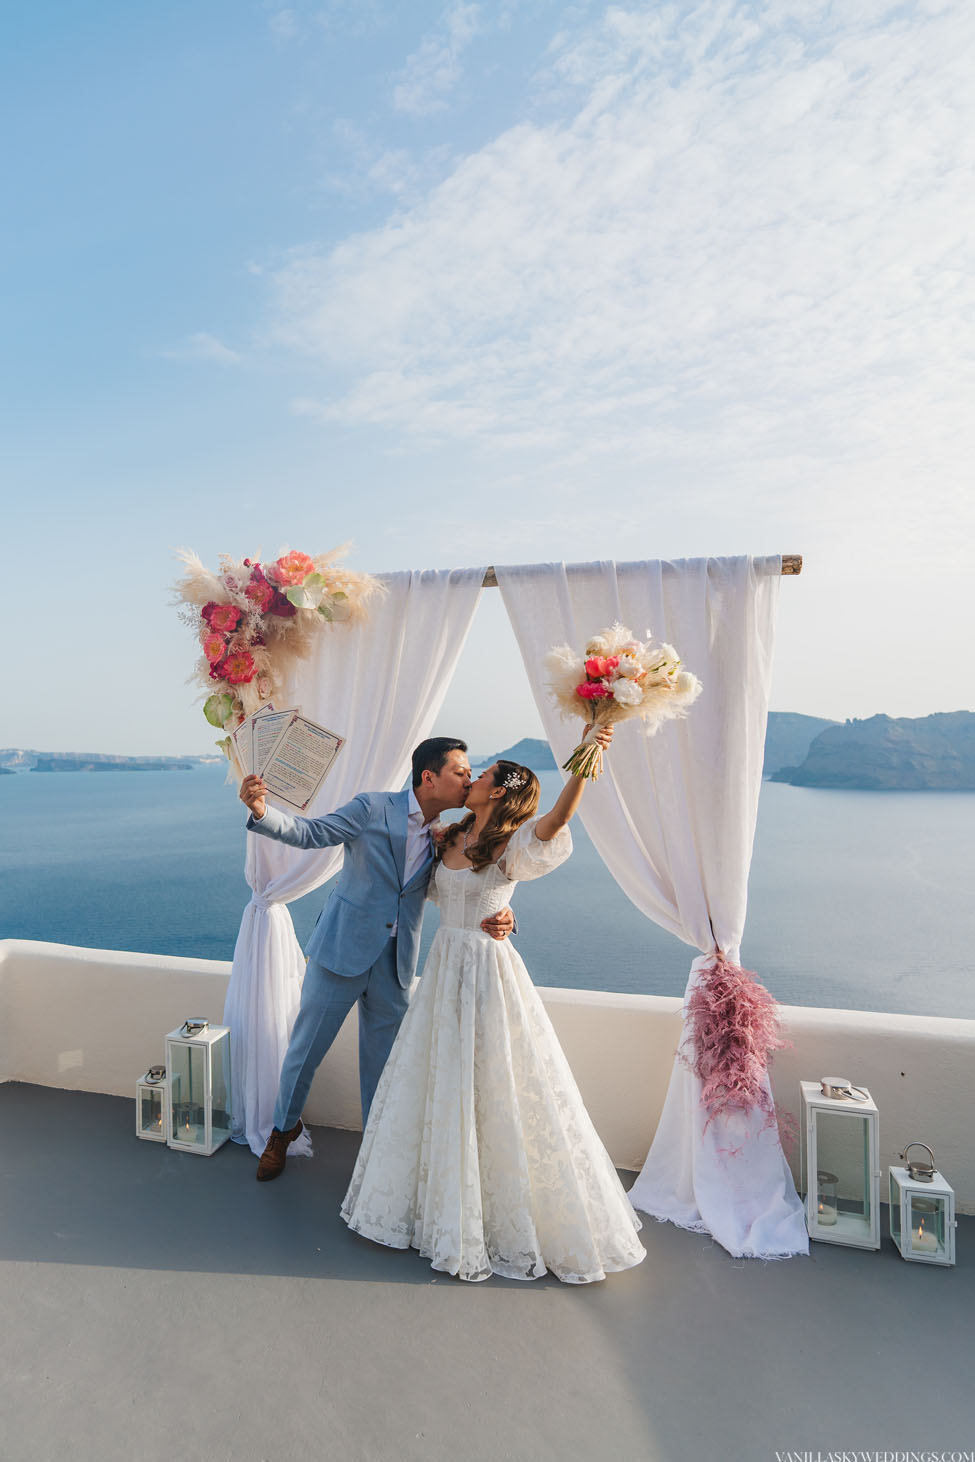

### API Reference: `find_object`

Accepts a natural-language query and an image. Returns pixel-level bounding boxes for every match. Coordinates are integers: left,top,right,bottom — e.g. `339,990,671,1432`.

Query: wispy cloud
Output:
268,0,975,522
267,8,299,42
156,332,242,365
325,119,458,201
392,3,483,116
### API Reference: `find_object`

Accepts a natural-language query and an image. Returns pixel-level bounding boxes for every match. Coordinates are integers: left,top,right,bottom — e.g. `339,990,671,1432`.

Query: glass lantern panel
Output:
907,1196,947,1259
139,1087,165,1137
210,1035,231,1143
816,1170,839,1227
170,1043,207,1148
889,1173,902,1249
814,1109,872,1238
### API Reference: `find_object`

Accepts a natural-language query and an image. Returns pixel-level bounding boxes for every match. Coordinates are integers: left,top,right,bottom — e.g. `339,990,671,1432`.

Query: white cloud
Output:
157,333,242,364
392,3,483,116
268,1,975,541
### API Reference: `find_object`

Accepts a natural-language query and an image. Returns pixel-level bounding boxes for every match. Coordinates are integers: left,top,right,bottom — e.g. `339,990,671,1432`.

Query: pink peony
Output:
217,649,257,685
585,655,620,678
576,680,613,699
206,603,243,633
203,632,226,664
244,566,277,613
267,550,315,587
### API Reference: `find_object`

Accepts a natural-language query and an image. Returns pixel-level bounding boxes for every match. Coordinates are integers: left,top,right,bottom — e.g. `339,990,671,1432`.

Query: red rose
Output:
245,566,277,614
269,590,297,618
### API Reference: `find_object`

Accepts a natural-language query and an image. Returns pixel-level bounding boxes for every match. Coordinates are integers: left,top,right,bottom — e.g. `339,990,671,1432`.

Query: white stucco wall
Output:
2,937,973,1211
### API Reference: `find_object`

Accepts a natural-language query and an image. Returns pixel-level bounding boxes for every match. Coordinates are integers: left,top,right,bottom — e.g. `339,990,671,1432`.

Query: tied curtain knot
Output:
249,895,275,915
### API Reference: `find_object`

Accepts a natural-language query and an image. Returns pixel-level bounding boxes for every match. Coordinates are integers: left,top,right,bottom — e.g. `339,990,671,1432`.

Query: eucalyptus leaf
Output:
287,579,328,609
204,692,235,728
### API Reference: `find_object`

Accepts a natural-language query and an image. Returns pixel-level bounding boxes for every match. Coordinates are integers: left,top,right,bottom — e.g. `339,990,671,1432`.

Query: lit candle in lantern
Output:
910,1201,939,1253
816,1170,838,1226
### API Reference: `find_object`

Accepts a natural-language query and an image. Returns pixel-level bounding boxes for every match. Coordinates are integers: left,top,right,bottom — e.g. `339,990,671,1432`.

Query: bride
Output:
341,728,646,1283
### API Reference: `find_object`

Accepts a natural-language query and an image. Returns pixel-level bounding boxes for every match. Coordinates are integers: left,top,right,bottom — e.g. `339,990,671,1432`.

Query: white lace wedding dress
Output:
340,820,646,1283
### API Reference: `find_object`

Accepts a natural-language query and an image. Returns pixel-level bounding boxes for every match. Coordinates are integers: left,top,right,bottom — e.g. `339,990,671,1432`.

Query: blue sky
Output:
3,0,973,755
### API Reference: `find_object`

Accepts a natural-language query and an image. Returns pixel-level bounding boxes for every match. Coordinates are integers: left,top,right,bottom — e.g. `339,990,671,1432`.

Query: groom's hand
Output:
481,906,515,941
239,774,268,821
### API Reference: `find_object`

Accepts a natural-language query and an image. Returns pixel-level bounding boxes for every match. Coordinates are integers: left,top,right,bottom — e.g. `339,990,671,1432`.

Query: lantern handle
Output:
900,1142,936,1181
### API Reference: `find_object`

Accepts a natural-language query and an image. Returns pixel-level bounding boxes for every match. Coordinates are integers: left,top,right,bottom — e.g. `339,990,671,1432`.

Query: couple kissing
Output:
240,730,644,1284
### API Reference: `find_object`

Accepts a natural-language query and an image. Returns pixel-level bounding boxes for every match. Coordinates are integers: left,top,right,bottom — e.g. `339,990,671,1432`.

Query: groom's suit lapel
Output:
385,790,409,888
402,841,435,895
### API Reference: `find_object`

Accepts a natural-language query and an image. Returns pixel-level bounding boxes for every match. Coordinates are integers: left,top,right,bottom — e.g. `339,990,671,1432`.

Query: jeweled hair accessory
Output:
502,770,527,790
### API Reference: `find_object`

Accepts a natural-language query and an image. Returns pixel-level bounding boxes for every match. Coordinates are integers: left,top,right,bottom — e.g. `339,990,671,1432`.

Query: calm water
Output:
1,766,972,1018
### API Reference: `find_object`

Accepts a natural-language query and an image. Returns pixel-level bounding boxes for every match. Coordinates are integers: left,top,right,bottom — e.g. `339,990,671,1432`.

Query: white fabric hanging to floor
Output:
496,556,807,1259
223,566,486,1157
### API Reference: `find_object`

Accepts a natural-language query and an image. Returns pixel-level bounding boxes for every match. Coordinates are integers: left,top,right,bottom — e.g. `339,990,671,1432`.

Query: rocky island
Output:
0,750,219,773
769,711,975,790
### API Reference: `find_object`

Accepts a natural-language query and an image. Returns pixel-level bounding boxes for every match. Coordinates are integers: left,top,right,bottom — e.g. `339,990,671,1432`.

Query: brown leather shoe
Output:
256,1120,303,1182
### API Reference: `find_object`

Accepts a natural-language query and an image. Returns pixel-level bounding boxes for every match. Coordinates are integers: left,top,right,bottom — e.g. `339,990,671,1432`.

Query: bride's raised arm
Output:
532,726,613,842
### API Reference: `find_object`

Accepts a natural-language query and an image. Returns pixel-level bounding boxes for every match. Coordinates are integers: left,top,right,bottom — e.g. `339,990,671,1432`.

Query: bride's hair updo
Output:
442,760,541,872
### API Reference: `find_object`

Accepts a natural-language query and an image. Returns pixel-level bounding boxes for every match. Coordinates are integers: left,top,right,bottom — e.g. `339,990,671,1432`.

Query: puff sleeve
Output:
498,819,573,882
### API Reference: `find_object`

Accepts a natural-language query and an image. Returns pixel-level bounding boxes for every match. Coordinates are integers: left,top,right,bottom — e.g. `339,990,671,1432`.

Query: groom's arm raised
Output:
240,774,372,849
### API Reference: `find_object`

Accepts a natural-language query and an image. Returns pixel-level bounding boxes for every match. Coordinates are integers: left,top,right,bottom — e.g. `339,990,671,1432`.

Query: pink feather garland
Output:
680,953,789,1130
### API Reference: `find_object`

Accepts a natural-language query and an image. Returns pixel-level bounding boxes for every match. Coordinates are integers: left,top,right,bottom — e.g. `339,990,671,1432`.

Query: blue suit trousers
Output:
273,939,409,1131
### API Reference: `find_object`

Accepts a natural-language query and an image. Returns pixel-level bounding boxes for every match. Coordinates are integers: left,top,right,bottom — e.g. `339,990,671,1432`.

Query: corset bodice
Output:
433,860,515,933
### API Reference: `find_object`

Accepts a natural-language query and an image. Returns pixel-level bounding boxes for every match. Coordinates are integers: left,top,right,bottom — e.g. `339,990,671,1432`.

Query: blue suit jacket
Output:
247,789,433,990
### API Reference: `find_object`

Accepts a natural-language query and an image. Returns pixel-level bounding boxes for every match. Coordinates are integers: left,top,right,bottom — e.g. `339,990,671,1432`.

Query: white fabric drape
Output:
224,567,486,1157
496,557,807,1258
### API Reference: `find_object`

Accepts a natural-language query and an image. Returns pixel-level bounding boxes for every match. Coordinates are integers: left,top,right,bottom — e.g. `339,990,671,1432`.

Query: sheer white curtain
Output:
497,557,807,1258
225,567,486,1156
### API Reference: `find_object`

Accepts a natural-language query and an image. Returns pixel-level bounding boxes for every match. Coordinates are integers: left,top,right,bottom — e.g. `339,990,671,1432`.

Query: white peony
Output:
615,653,642,678
611,676,644,707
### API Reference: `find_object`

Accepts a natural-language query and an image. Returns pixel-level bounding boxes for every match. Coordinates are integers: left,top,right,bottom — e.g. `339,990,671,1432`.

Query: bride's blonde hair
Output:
441,760,540,872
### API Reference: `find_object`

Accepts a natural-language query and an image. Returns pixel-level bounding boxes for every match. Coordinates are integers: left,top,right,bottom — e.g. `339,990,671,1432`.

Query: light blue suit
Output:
247,789,434,1127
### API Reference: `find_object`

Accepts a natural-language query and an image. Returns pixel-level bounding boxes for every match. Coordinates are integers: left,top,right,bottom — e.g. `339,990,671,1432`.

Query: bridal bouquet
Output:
546,622,702,778
174,546,382,740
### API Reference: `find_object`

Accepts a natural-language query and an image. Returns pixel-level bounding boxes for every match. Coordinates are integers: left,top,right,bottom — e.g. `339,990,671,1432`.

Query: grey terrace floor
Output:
2,1083,973,1462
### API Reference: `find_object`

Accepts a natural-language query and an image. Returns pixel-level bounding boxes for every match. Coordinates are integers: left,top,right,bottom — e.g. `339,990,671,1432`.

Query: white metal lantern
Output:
889,1143,956,1266
165,1020,232,1156
800,1079,881,1249
136,1064,174,1142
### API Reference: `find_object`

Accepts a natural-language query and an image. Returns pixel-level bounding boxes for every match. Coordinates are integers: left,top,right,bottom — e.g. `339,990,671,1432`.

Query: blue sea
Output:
1,765,973,1019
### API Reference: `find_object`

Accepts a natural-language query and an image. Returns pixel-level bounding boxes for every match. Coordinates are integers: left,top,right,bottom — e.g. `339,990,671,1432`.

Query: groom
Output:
239,737,514,1181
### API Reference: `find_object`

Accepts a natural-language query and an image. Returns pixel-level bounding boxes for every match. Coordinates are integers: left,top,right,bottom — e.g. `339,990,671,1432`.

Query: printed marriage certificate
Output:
261,712,345,811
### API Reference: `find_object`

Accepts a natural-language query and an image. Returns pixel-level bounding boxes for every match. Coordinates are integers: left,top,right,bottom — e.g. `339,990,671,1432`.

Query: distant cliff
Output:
472,738,558,771
763,713,839,777
0,749,216,773
769,712,975,790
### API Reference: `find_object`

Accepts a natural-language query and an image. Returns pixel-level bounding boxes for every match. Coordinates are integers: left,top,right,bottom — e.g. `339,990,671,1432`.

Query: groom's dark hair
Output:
412,737,467,788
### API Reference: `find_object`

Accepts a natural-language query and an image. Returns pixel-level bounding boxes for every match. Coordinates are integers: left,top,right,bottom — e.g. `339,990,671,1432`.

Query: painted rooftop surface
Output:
2,1083,972,1462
